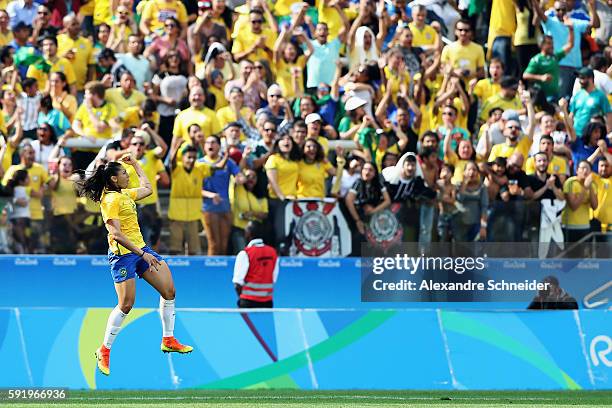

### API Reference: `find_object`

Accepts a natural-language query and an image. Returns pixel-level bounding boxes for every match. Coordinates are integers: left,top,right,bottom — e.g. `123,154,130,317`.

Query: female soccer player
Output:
78,155,192,376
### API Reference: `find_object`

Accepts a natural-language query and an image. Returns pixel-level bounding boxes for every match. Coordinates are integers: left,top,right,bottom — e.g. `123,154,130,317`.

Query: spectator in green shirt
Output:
523,18,574,101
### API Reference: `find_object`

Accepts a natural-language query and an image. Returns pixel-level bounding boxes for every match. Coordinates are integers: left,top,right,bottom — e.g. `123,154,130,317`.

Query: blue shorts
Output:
108,246,163,283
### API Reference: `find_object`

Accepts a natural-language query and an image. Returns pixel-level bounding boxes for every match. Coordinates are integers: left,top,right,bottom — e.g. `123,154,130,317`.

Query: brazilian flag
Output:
14,47,50,73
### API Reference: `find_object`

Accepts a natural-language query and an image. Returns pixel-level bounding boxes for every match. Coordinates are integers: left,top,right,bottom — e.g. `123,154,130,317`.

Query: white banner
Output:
284,199,352,257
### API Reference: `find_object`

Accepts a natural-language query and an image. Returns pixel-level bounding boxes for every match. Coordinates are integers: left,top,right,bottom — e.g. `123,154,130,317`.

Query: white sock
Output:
103,306,127,349
160,297,175,338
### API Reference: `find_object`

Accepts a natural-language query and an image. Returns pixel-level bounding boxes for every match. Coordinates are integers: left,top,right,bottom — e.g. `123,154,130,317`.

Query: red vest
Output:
240,244,278,302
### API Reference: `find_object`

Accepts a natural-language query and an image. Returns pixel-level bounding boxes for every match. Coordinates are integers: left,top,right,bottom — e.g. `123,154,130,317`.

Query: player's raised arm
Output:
120,154,153,200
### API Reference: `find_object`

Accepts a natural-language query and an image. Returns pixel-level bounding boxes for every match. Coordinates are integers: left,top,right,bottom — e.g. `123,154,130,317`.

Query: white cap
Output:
133,129,150,146
305,113,322,125
345,96,367,111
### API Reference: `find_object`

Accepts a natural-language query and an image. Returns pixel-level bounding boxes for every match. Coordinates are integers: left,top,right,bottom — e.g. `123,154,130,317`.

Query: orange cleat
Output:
161,336,193,354
95,345,110,375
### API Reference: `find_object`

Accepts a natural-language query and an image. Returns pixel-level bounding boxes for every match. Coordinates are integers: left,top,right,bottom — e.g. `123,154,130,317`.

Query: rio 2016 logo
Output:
590,335,612,368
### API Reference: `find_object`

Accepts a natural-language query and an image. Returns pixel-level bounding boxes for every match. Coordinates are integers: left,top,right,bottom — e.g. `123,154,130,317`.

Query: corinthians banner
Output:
284,199,352,257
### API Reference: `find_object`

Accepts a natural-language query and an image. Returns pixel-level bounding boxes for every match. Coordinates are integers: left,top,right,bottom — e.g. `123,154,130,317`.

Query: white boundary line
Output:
297,310,318,390
436,309,460,389
573,310,595,386
14,307,34,386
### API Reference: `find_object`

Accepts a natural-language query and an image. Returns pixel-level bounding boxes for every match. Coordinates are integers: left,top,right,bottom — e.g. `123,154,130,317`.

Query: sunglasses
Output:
131,142,145,146
269,94,281,98
263,127,276,132
506,125,520,130
254,65,264,70
165,23,177,28
457,28,470,32
555,8,566,12
38,11,49,15
442,111,455,116
251,20,263,24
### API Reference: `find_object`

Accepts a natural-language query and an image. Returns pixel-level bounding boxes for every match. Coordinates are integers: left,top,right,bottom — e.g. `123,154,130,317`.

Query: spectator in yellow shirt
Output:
297,138,335,198
0,10,13,46
106,71,147,113
72,81,119,170
47,156,78,253
563,160,598,242
57,14,95,93
26,35,77,95
440,19,485,80
231,8,277,63
216,86,255,130
173,86,221,140
587,142,612,232
525,135,569,184
139,0,188,39
469,57,503,108
409,5,438,51
49,71,78,123
479,76,525,123
488,90,535,163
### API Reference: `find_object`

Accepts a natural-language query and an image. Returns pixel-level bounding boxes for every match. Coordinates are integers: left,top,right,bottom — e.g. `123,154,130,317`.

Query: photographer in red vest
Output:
232,222,279,308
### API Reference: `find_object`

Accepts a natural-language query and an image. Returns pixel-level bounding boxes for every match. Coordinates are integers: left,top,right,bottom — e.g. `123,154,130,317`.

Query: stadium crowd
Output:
0,0,609,255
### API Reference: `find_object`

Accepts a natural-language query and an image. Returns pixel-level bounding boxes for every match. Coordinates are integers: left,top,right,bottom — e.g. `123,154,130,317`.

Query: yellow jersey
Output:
473,79,501,103
141,0,188,34
0,30,13,47
52,177,78,216
562,177,596,228
488,137,533,163
297,160,333,198
124,150,165,206
592,174,611,226
216,106,254,130
74,102,118,140
445,150,484,184
525,155,568,176
408,23,438,48
100,189,145,254
173,106,221,140
26,57,77,91
168,162,212,221
276,56,305,99
231,27,277,63
2,163,49,220
56,34,95,91
441,41,485,76
264,153,299,199
230,182,269,229
479,93,523,121
105,88,147,113
121,106,160,130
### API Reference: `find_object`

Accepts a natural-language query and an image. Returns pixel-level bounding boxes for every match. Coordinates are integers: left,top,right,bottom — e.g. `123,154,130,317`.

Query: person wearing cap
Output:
338,95,368,140
97,47,130,88
523,20,574,100
26,35,76,95
122,125,169,249
488,90,536,164
478,76,524,123
304,113,330,154
532,0,600,100
569,67,612,138
571,54,612,98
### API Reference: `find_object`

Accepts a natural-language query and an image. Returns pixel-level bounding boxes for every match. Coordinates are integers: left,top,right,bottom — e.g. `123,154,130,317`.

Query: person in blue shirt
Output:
200,135,246,255
533,0,600,99
569,67,612,139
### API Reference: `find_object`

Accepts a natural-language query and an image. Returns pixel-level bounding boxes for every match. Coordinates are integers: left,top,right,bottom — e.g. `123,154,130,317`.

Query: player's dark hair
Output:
540,135,554,144
76,161,124,203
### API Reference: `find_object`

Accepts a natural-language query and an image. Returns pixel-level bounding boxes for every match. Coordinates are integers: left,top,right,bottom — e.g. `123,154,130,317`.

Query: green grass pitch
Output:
3,390,612,407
